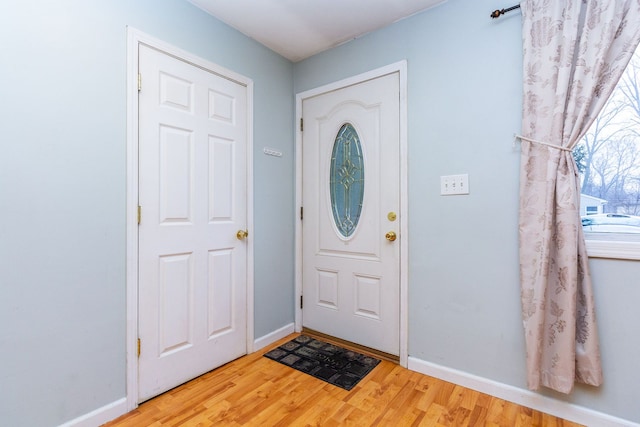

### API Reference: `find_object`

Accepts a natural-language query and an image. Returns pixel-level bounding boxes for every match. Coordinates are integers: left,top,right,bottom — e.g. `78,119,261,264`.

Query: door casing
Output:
125,27,255,411
294,61,409,367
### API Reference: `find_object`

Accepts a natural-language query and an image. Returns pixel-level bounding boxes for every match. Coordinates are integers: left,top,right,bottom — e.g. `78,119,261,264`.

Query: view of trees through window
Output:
574,44,640,235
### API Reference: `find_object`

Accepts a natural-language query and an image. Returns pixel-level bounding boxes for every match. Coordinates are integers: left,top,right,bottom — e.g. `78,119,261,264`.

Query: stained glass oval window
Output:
330,123,364,238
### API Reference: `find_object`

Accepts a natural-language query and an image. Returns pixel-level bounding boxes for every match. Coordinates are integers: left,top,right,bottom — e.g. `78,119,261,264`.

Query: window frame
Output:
579,45,640,261
585,234,640,260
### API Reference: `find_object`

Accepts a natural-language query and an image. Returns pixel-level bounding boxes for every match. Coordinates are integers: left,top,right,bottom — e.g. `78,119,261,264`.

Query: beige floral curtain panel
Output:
518,0,640,393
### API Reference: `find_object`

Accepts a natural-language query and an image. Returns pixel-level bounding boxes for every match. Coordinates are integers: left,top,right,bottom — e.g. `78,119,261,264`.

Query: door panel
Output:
302,73,400,355
158,253,193,355
138,44,248,401
159,125,193,223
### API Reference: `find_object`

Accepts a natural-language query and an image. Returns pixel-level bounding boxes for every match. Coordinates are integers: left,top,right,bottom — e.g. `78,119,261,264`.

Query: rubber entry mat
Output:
263,335,381,391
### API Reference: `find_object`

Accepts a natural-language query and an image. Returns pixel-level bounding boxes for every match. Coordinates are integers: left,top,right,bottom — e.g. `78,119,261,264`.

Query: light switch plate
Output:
263,147,283,157
440,174,469,195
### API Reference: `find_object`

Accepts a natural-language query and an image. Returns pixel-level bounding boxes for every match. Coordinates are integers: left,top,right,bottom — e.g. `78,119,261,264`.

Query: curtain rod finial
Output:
490,4,521,19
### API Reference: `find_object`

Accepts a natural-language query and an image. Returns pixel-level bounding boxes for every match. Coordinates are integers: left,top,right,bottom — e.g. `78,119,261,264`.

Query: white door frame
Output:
294,61,409,367
125,27,254,411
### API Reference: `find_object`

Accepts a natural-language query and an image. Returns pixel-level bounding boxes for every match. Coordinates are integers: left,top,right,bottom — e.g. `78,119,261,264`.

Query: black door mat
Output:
263,335,381,391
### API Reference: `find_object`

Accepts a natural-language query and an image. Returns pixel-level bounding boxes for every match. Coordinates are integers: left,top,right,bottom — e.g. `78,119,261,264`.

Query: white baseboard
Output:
408,357,638,427
253,323,295,352
58,397,127,427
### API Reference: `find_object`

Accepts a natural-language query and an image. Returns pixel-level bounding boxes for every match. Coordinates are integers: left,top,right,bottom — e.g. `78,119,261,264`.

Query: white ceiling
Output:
187,0,447,62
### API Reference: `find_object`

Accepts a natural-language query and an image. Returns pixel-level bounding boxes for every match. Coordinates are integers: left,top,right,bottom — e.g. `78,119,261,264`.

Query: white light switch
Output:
440,174,469,195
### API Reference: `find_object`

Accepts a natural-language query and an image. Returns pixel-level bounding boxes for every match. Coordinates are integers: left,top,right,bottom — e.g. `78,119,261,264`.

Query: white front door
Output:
138,44,248,401
301,72,400,356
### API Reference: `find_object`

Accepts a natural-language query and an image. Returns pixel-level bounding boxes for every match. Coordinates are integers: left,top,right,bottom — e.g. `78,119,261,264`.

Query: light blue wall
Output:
1,0,638,425
294,0,639,423
0,1,293,425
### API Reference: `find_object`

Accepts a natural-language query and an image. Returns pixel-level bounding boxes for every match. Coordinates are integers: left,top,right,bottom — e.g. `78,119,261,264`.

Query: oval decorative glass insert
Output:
330,123,364,237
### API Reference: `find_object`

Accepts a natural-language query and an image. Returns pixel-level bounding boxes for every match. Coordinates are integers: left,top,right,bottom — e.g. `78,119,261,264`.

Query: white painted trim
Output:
294,61,409,367
58,398,127,427
245,71,256,357
125,26,141,413
294,92,303,335
253,323,295,351
125,26,254,410
408,357,639,427
397,61,409,367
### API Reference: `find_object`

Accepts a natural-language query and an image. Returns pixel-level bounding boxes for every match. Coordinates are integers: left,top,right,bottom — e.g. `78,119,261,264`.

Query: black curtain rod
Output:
490,4,521,19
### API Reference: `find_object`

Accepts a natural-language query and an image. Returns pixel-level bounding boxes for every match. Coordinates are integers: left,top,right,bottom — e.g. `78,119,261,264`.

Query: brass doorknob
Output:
236,229,249,240
385,231,397,242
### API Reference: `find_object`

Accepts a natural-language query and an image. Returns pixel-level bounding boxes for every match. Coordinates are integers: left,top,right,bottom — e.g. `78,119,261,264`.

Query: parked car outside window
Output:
581,213,640,233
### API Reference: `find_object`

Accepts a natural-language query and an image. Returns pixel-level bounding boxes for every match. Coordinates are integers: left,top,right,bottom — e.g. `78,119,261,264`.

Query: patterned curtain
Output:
519,0,640,394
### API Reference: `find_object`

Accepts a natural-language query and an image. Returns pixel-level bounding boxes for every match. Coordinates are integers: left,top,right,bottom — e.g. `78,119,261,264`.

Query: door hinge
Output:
300,118,303,132
137,205,142,225
300,206,303,220
137,338,141,357
137,73,142,92
300,295,303,309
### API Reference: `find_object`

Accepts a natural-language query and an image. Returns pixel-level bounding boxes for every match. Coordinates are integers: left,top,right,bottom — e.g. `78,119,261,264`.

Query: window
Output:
573,45,640,259
585,206,598,215
330,123,364,238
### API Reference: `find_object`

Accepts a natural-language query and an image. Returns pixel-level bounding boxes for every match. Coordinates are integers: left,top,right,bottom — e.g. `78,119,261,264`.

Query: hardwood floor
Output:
104,334,584,426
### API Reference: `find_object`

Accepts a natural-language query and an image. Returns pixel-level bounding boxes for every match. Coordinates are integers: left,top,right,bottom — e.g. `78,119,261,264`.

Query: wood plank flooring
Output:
104,334,584,426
